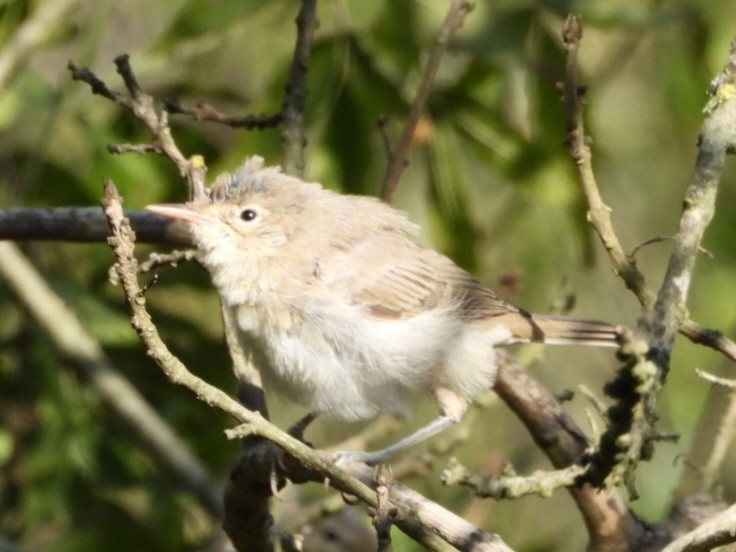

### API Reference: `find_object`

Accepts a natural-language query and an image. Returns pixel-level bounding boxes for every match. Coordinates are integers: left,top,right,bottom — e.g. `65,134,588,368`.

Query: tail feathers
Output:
527,314,620,347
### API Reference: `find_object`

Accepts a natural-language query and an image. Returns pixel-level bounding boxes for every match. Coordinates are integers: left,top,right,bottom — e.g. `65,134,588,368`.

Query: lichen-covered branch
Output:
646,38,736,355
493,355,642,550
443,458,586,499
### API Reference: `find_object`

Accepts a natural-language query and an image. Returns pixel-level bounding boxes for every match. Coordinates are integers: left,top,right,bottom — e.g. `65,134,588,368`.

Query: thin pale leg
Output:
331,415,456,466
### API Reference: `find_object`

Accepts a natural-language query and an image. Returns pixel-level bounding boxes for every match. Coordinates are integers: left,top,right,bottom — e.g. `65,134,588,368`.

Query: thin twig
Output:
138,249,198,274
680,321,736,362
107,142,164,155
695,369,736,389
377,115,395,156
164,99,283,129
380,0,473,202
280,0,318,177
69,55,208,199
109,249,198,286
659,502,736,552
628,236,713,259
561,15,653,307
697,375,736,490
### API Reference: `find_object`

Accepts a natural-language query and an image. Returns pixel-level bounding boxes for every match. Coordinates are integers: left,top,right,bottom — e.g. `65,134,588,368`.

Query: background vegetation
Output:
1,0,736,550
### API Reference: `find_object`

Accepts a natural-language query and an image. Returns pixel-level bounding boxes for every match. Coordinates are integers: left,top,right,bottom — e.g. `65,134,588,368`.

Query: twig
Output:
280,0,318,177
561,15,652,307
68,55,208,199
138,249,198,274
628,236,713,259
0,241,223,517
108,249,198,286
164,99,283,130
697,376,736,491
380,0,473,202
348,464,513,552
695,369,736,389
107,142,164,155
442,458,586,499
377,115,395,156
162,0,319,177
680,321,736,362
659,502,736,552
100,180,509,552
372,466,394,552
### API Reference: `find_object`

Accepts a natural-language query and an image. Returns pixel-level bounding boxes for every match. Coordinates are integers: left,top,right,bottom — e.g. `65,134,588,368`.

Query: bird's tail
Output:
526,314,620,347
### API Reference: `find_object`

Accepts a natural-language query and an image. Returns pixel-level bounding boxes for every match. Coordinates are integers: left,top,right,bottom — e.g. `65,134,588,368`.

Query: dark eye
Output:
240,208,258,221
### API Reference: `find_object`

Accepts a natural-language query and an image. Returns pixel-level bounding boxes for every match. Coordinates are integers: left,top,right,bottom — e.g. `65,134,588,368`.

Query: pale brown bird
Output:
147,156,618,464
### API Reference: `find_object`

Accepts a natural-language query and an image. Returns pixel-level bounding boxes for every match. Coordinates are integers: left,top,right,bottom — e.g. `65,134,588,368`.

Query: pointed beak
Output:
145,204,216,225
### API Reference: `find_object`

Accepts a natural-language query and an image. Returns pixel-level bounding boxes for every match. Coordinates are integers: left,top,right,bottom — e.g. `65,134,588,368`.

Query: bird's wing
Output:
317,232,522,320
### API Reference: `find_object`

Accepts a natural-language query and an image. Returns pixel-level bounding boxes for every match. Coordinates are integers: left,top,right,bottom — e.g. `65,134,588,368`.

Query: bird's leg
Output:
330,415,456,466
330,386,468,466
288,412,318,439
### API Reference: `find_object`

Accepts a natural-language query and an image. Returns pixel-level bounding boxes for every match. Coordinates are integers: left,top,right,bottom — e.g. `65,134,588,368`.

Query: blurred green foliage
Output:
1,0,736,550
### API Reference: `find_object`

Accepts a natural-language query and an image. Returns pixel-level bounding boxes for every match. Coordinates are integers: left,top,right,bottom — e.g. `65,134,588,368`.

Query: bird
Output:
147,156,619,464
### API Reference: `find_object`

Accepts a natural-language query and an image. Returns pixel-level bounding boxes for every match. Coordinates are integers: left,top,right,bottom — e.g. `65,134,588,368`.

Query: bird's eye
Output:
240,208,258,222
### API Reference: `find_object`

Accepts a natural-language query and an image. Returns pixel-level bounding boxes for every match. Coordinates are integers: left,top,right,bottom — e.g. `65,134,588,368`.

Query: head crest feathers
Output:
204,156,289,202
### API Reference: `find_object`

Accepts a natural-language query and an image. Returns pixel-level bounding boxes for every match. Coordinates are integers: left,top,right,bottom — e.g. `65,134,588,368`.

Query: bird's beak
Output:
145,204,216,225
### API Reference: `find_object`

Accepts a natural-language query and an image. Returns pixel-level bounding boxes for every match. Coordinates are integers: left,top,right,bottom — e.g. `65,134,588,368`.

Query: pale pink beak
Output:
145,204,216,224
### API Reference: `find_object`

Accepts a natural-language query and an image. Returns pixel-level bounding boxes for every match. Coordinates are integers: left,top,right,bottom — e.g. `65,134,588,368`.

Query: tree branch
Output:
380,0,473,202
659,501,736,552
493,355,642,550
280,0,318,178
0,207,190,244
